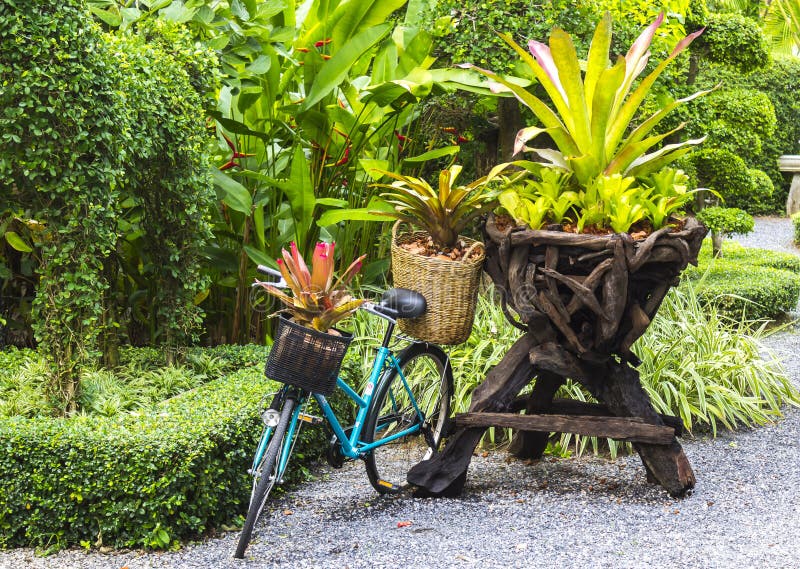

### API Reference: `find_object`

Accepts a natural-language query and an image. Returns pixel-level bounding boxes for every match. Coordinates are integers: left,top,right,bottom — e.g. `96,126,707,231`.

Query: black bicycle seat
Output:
379,288,427,319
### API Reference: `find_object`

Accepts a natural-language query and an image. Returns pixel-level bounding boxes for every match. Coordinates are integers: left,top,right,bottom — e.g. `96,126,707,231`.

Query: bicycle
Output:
234,265,454,559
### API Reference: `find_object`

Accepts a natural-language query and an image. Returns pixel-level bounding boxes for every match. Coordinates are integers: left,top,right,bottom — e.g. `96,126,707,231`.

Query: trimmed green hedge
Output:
793,212,800,245
683,241,800,320
0,364,346,551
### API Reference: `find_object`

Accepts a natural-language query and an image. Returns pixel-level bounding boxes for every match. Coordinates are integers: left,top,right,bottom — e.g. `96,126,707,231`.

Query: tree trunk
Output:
711,231,724,257
497,98,523,161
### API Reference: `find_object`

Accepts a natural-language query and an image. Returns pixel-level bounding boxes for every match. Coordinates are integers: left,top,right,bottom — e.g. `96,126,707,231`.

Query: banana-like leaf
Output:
402,145,460,163
303,23,392,109
212,168,253,214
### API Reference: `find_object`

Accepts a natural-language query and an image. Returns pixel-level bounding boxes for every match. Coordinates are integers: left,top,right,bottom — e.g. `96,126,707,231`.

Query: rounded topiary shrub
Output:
701,88,776,165
746,167,775,214
693,13,769,73
692,148,753,208
685,241,800,320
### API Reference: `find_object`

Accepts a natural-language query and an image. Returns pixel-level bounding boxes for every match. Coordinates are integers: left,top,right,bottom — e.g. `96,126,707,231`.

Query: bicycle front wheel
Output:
363,342,453,494
234,394,297,559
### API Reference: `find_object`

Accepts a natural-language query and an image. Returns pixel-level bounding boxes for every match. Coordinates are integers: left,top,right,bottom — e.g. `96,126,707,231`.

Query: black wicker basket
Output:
265,315,353,395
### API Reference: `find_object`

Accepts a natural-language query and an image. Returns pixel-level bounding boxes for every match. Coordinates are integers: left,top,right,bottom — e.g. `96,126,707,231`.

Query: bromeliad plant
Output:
371,162,517,251
465,13,711,234
257,242,366,333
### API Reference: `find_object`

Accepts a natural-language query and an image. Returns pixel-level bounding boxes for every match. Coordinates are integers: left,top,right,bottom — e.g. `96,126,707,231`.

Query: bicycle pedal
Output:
377,479,402,492
297,413,323,425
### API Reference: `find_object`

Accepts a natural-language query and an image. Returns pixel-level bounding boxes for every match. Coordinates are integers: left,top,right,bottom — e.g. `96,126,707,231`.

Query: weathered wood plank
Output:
454,412,676,444
507,397,685,436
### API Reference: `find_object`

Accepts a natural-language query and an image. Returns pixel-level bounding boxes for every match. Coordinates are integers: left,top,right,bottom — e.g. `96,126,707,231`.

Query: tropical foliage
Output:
256,243,365,332
0,1,214,412
463,13,708,232
371,162,515,248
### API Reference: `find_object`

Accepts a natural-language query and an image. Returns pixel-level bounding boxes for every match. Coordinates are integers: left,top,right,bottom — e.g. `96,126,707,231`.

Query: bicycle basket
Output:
265,315,352,395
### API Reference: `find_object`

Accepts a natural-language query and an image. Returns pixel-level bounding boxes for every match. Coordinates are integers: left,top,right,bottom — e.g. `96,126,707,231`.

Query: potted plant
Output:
371,162,514,345
457,12,712,356
257,242,365,394
407,15,715,500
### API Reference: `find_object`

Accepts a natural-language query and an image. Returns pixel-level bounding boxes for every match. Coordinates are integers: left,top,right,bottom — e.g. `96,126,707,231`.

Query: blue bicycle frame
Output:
249,343,425,482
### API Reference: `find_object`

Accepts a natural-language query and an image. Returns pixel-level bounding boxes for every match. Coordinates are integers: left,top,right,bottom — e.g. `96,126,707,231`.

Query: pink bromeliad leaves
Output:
258,242,366,332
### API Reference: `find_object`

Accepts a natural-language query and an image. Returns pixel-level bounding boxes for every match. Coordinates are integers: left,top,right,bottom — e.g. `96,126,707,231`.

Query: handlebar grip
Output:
257,264,282,278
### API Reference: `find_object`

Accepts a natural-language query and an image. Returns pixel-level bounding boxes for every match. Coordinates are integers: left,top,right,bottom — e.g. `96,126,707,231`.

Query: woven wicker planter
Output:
391,222,484,345
483,214,708,359
265,315,353,395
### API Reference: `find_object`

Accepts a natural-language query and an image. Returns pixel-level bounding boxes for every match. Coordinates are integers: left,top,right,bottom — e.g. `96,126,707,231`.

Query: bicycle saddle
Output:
379,288,427,319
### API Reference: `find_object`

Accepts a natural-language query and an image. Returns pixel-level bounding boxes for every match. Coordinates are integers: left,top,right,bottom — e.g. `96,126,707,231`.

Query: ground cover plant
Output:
0,345,264,419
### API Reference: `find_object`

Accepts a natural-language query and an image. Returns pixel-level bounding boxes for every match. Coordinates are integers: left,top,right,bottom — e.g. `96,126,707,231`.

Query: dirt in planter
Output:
399,235,482,262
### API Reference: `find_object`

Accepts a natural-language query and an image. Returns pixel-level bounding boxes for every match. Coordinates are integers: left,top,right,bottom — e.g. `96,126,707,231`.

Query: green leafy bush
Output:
701,88,776,165
697,207,754,237
0,0,216,408
0,345,270,419
747,168,777,215
0,362,347,551
793,212,800,244
692,148,768,210
684,241,800,320
682,57,800,211
692,13,769,73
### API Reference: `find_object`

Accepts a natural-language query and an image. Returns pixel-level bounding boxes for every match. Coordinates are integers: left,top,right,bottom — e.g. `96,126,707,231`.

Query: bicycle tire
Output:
234,395,297,559
362,342,453,494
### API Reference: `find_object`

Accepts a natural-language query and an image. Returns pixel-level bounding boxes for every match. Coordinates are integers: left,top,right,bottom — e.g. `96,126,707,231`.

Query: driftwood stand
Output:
408,215,707,498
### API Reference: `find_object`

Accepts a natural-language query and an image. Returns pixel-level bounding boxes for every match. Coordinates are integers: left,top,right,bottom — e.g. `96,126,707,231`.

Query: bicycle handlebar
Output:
257,264,282,278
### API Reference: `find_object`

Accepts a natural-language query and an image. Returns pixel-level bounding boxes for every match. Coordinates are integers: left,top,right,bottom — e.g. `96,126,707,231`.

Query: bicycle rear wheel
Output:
362,342,453,494
234,394,297,559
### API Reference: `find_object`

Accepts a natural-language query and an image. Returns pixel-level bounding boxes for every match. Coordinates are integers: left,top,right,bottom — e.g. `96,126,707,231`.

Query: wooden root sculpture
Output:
408,215,707,498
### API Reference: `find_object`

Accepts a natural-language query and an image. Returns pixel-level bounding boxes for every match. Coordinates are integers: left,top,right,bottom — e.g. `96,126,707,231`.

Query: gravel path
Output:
3,218,800,569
